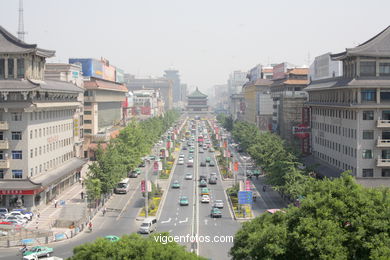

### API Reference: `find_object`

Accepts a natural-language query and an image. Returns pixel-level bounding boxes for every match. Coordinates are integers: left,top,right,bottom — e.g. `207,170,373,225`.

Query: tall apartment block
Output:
306,26,390,187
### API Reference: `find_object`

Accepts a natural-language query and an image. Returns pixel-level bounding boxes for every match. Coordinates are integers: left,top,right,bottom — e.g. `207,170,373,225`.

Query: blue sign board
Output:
238,191,253,204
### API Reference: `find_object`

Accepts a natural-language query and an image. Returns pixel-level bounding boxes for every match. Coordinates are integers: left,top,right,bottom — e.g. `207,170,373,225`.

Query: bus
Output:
114,178,131,194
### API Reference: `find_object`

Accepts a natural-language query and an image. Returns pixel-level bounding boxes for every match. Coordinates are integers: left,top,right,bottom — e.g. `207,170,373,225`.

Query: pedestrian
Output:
256,175,259,180
80,191,84,200
54,199,58,208
102,207,107,216
37,209,40,218
81,181,84,188
262,185,266,192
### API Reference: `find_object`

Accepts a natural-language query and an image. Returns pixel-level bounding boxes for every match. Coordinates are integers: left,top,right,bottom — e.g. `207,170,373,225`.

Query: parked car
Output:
138,161,146,167
23,246,54,258
213,200,224,209
8,211,31,221
210,207,222,218
5,216,27,224
128,171,138,178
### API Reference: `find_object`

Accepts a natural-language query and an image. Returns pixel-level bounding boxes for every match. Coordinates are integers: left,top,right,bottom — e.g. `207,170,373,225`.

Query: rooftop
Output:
0,26,55,58
188,87,207,98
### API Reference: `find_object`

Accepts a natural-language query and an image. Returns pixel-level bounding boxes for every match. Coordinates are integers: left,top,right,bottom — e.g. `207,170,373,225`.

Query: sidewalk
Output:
26,161,92,233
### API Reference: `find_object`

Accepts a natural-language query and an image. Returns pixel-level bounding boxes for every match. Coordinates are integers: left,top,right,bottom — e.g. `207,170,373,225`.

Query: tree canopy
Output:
70,233,206,260
230,173,390,260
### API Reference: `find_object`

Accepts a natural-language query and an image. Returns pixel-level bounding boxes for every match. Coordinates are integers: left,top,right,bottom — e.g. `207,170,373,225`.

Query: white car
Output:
199,149,204,153
201,195,210,203
213,200,224,208
5,216,27,224
185,173,193,180
8,211,31,221
178,158,184,165
179,154,185,159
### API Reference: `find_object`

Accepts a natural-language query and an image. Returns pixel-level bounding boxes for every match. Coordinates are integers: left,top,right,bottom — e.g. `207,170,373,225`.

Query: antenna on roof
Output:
17,0,27,41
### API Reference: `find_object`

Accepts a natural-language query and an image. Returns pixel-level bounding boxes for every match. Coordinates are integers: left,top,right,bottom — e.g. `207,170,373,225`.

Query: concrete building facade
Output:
306,26,390,187
0,26,86,209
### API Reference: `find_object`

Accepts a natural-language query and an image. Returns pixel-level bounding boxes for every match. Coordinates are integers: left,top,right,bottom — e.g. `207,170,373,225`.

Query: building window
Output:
0,131,3,140
0,169,3,179
361,89,376,102
362,169,374,177
8,58,14,78
362,150,373,159
360,61,376,76
17,58,24,78
379,63,390,76
84,129,92,134
363,130,374,140
30,149,33,158
0,58,4,79
11,131,22,140
380,168,390,177
12,170,23,179
84,111,92,115
12,150,22,159
363,111,374,120
30,130,33,139
11,112,22,121
84,120,92,124
30,168,33,177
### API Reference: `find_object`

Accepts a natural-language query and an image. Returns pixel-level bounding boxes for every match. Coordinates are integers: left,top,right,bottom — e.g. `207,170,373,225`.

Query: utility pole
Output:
145,168,148,218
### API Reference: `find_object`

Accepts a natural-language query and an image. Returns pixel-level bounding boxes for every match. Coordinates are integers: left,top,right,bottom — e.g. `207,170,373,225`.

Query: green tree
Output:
230,173,390,260
70,233,206,260
85,178,102,207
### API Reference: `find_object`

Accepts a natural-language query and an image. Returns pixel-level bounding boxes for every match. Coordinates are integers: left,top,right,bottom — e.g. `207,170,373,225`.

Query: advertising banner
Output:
158,161,163,171
147,181,152,193
141,180,145,192
154,161,159,171
115,67,124,83
101,58,116,82
68,58,103,79
245,180,251,191
238,191,253,204
234,162,239,171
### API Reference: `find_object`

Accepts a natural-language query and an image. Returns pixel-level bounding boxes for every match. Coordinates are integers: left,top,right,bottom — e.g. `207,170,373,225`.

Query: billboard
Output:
116,68,124,83
69,58,103,79
101,58,116,82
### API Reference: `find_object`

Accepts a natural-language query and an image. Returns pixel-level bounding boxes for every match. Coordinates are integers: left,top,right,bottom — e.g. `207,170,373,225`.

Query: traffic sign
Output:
245,180,251,191
238,191,253,204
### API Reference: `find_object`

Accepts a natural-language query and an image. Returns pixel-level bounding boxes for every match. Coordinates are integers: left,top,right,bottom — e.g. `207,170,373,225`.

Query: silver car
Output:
213,200,224,208
185,173,193,180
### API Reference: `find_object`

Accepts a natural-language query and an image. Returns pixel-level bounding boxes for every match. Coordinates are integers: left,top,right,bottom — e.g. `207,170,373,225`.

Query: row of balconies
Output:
0,121,9,130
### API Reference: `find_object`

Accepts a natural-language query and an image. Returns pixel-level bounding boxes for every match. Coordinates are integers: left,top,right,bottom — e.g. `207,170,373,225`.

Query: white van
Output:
114,178,131,194
139,217,157,234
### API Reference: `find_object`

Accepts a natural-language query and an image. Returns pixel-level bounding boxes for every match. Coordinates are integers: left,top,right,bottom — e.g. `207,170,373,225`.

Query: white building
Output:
309,52,343,81
306,26,390,187
0,26,86,209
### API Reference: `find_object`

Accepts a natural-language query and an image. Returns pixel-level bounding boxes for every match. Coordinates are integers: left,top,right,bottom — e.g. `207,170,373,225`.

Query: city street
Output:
157,123,240,260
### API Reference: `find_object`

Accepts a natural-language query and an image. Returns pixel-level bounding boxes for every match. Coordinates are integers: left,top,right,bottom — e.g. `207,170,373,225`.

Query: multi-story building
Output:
306,26,390,187
230,93,245,121
45,63,85,158
228,70,247,95
309,52,343,81
83,77,128,158
228,71,247,120
271,64,309,149
186,87,208,114
125,75,173,110
164,69,181,106
131,89,164,119
214,84,229,114
243,79,273,131
262,66,274,79
0,26,86,209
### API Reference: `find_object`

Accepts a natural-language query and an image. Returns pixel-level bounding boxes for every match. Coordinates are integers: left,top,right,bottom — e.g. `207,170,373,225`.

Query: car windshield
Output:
31,247,40,252
181,197,188,200
117,183,127,188
141,223,149,227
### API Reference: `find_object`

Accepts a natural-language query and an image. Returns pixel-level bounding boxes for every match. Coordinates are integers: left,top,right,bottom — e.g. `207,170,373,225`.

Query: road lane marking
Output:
204,219,208,225
116,182,140,221
179,217,188,224
161,218,171,224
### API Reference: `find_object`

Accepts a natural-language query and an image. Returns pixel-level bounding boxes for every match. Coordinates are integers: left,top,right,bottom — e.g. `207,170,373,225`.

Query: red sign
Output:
234,162,239,171
141,180,146,192
293,124,310,139
0,189,42,195
153,161,159,171
245,180,251,191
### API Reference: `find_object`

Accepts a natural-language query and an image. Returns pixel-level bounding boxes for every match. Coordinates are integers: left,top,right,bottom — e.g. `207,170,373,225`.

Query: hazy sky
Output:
1,0,389,94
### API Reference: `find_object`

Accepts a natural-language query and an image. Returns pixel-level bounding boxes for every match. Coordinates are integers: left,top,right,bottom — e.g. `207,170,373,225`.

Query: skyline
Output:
0,0,389,94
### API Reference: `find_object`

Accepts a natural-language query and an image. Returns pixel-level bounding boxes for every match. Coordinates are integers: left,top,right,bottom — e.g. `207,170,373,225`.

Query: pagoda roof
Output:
0,26,55,58
188,87,207,98
331,26,390,60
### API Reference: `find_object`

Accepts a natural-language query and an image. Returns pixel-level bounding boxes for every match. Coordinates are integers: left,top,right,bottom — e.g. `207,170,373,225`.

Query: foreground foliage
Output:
230,174,390,260
70,233,205,260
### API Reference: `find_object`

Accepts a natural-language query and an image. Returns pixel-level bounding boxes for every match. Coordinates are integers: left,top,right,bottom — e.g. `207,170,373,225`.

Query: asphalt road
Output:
158,123,240,260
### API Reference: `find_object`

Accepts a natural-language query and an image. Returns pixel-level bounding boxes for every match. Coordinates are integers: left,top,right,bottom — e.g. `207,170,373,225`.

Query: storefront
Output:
0,158,86,211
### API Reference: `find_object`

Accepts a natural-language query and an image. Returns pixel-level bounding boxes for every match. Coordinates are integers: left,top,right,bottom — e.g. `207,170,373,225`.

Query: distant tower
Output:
17,0,26,41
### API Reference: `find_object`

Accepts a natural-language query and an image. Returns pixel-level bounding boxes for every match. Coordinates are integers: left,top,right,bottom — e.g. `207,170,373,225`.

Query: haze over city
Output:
1,0,389,94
